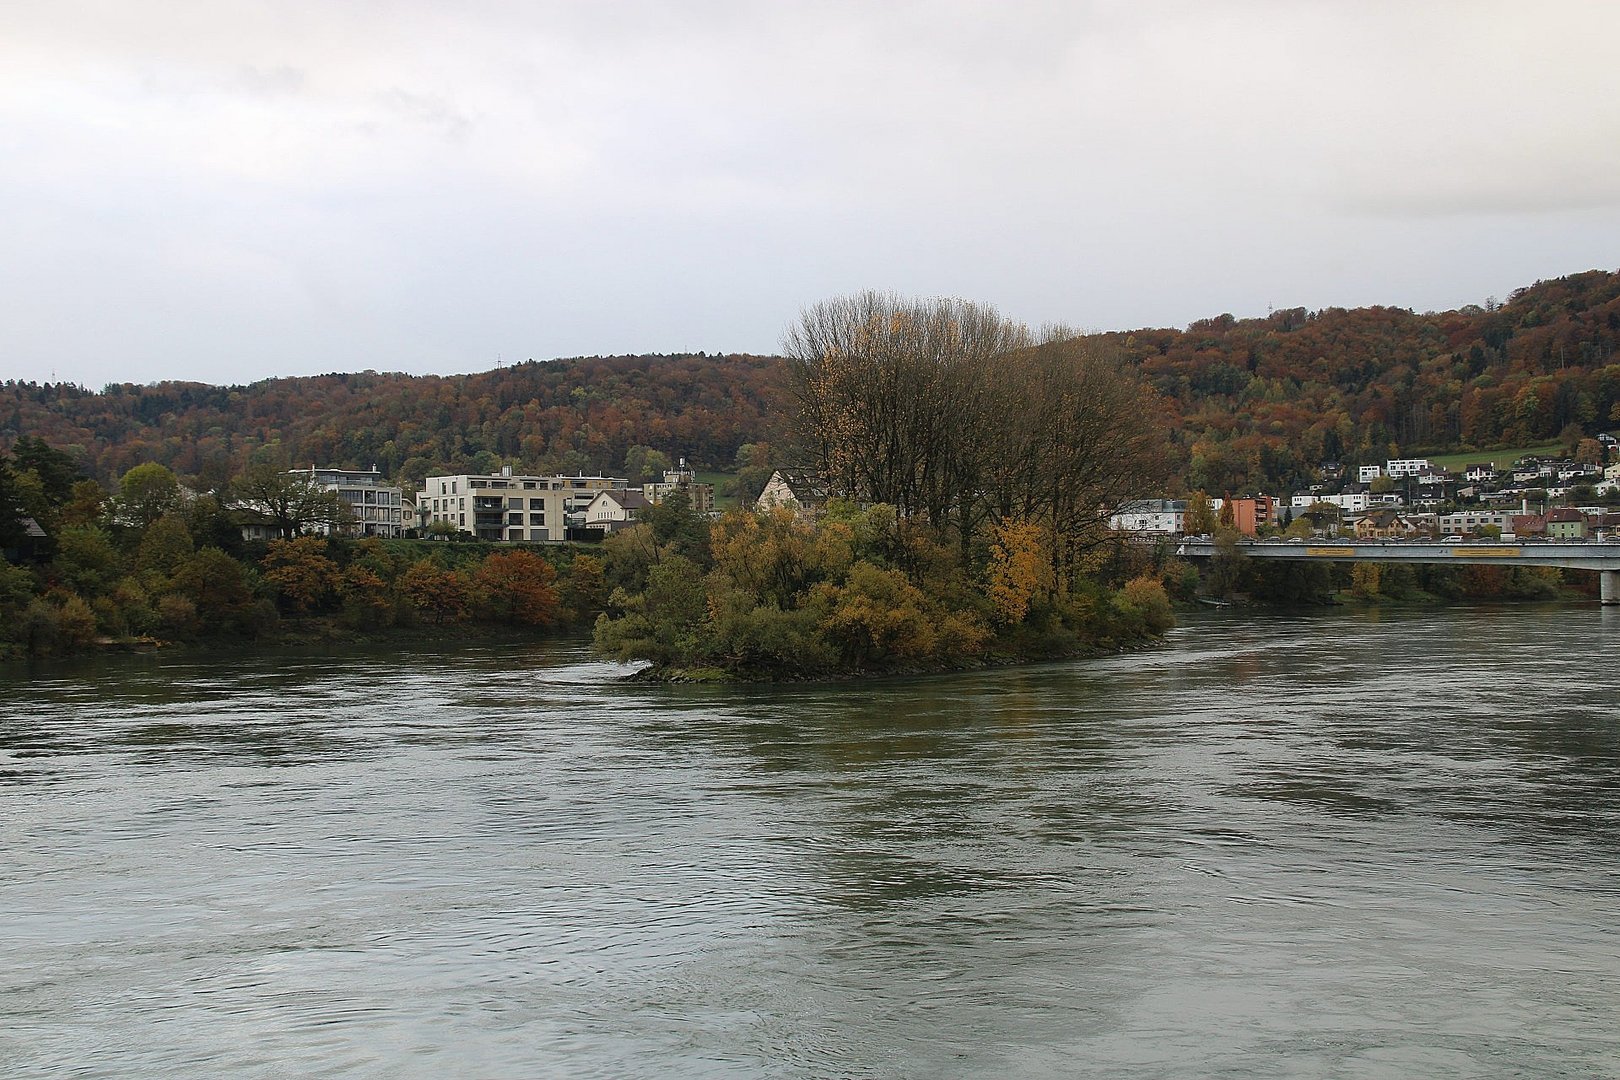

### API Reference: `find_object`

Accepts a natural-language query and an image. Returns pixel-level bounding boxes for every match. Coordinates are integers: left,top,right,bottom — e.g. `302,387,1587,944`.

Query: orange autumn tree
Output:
472,550,561,626
261,536,340,613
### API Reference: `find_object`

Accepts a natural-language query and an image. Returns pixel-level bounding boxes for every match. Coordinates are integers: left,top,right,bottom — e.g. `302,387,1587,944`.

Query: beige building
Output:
419,469,628,541
643,459,715,515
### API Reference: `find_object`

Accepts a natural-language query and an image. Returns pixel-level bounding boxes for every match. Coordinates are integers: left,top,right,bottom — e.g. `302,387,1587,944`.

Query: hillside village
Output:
1110,434,1620,543
225,437,1620,550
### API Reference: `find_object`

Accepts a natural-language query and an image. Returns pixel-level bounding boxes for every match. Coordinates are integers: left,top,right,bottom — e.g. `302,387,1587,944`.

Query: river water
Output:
3,605,1618,1079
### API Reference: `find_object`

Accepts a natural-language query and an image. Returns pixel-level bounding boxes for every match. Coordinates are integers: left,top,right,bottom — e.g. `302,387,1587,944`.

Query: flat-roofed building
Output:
1108,499,1185,535
420,469,628,541
301,467,405,538
643,459,715,515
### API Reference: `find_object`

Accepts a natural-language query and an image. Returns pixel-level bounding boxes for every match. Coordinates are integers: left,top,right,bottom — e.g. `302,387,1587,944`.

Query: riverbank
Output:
629,633,1168,684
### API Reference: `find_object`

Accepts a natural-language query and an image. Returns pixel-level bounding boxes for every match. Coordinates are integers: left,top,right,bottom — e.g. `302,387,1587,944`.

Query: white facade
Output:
1386,458,1431,478
1358,465,1383,483
305,467,404,537
1291,491,1370,513
420,470,628,542
582,489,650,532
1108,499,1186,534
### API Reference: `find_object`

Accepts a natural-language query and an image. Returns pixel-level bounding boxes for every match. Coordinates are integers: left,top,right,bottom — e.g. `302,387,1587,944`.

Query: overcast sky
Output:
5,1,1619,388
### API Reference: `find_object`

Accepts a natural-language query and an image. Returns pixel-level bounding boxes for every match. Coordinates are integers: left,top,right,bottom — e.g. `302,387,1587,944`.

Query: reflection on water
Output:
2,605,1619,1078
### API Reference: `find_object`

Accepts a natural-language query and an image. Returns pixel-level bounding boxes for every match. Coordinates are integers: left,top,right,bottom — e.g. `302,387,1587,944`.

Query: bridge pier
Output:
1603,571,1620,606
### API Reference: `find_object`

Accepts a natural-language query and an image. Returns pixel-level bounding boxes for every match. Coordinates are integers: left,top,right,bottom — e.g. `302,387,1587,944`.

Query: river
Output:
3,605,1618,1078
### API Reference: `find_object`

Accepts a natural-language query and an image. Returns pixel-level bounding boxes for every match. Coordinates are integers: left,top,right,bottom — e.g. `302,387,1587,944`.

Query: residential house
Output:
1510,514,1547,538
756,471,799,511
1545,508,1589,540
1353,509,1419,540
2,515,48,562
1357,465,1383,483
1294,508,1341,537
1413,465,1451,488
756,470,818,513
1465,463,1499,483
581,489,650,533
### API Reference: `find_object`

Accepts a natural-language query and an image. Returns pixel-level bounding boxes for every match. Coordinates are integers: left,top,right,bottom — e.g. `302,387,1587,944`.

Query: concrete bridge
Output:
1173,538,1620,605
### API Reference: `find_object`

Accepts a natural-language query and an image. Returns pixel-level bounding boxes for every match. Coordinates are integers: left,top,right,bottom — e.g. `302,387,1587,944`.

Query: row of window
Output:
334,489,401,505
430,496,557,512
438,478,616,495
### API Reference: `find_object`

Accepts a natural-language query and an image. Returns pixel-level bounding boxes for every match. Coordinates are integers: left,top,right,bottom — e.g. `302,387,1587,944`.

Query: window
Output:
509,513,523,525
529,498,545,509
529,513,545,525
523,481,536,490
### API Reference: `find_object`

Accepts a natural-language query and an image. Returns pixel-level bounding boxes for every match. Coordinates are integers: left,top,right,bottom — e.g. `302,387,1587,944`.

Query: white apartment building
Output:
1108,499,1186,534
1357,465,1383,483
1386,458,1431,478
420,469,628,542
1291,491,1371,514
302,467,405,537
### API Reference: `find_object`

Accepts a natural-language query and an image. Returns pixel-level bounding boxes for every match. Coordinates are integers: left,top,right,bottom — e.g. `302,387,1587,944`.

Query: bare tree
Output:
786,293,1171,583
783,291,1027,537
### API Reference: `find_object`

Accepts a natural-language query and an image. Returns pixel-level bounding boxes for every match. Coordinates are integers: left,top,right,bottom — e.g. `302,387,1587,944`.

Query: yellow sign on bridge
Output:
1304,547,1357,556
1451,547,1521,557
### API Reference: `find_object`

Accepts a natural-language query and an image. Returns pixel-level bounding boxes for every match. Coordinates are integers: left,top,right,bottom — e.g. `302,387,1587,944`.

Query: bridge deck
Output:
1174,538,1620,572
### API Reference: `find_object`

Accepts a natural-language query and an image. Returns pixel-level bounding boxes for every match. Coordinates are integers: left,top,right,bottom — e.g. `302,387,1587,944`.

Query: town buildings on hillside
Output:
1112,444,1620,541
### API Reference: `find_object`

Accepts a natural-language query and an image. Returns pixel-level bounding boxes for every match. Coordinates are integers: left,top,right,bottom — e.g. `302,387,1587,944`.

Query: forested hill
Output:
1118,268,1620,494
4,269,1619,491
0,353,786,486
